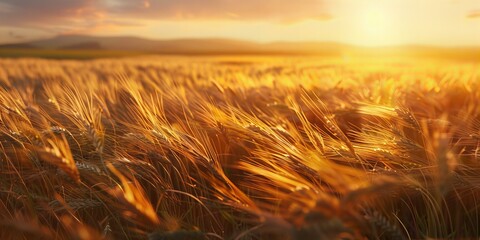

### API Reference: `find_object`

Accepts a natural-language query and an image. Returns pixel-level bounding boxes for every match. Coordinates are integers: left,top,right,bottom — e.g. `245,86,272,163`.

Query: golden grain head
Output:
0,56,479,239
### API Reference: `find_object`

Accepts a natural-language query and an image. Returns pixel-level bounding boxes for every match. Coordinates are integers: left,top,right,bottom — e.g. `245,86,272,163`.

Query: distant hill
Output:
0,43,37,49
1,34,480,59
60,41,103,50
0,35,352,55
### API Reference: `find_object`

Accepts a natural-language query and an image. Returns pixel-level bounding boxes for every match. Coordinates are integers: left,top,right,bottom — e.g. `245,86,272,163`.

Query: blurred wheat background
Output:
0,56,479,239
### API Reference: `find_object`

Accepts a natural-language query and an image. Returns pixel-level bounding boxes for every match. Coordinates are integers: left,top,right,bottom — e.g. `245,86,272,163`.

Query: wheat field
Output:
0,56,479,239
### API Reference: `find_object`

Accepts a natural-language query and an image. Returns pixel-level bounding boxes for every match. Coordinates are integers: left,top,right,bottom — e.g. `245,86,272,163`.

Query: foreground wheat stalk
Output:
0,56,479,239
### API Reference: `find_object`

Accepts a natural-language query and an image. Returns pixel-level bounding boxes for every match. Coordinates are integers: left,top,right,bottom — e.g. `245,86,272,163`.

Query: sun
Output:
357,5,394,46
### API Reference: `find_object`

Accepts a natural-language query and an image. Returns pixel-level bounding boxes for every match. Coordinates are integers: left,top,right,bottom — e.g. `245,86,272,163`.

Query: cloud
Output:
0,0,331,25
8,31,24,39
0,0,144,35
466,10,480,19
0,0,331,38
0,0,93,24
105,0,331,23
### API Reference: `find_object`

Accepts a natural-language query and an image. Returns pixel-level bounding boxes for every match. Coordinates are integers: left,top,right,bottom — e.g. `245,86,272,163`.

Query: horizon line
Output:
2,33,480,49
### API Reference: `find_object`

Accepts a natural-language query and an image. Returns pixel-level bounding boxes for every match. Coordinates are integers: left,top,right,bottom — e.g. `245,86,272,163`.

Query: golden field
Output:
0,55,479,239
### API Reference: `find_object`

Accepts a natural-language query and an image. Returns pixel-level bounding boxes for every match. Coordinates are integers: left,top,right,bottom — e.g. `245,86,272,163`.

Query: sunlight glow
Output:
356,5,394,46
0,0,479,46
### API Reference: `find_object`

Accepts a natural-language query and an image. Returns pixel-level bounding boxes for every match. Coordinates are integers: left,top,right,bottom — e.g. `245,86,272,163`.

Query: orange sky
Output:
1,0,479,46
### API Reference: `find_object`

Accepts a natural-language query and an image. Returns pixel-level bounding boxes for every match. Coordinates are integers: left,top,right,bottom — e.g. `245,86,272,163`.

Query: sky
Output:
0,0,479,46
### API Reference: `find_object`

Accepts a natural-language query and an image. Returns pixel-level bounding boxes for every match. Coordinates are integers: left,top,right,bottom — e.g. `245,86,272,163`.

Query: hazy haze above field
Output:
0,0,479,46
